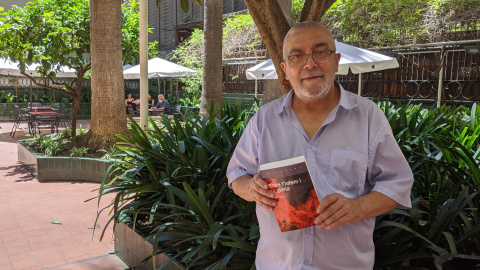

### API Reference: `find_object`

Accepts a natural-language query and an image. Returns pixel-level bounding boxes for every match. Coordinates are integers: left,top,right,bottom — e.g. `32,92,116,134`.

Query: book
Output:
259,156,320,232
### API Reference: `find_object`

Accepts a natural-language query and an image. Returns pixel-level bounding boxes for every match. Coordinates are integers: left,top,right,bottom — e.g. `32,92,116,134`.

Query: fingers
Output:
250,174,277,211
315,193,353,230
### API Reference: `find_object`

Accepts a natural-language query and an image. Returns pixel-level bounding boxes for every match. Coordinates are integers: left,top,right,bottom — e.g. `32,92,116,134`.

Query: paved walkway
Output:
0,121,129,270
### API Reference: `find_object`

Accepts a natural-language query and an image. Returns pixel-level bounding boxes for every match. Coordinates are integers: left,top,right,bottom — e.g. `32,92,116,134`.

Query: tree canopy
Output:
0,0,157,135
172,0,479,95
324,0,480,47
0,0,156,79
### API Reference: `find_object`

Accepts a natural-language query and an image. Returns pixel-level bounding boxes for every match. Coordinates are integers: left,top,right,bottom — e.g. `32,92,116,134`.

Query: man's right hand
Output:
232,174,277,211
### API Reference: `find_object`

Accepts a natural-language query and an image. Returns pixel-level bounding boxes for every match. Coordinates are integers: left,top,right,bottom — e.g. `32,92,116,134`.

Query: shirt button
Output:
304,259,310,265
305,228,310,232
309,145,313,149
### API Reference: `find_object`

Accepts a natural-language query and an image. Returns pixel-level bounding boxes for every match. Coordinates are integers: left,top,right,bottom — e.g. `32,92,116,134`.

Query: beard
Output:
293,70,335,101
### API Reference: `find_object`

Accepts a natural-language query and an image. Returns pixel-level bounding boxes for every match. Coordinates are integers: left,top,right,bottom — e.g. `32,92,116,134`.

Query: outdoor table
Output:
149,108,165,116
28,106,54,112
28,111,59,135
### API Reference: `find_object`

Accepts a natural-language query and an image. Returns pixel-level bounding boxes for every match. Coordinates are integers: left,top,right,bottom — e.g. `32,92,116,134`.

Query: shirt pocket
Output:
326,149,368,197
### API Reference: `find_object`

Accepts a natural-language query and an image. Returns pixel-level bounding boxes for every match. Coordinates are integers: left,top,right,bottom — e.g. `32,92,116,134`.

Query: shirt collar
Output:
274,81,357,114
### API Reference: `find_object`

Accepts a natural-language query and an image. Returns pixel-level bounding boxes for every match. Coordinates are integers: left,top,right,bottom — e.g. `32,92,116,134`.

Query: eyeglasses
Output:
284,50,336,67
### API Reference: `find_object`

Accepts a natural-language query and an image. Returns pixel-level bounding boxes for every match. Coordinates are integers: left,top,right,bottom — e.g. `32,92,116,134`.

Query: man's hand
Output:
250,174,277,211
314,191,399,230
231,174,277,211
314,193,361,230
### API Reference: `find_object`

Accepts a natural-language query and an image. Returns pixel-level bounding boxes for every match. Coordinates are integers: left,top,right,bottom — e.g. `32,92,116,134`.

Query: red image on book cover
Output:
261,160,319,232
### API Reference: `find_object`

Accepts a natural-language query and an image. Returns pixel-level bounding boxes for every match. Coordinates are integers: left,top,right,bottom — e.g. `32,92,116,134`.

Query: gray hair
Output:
282,21,336,57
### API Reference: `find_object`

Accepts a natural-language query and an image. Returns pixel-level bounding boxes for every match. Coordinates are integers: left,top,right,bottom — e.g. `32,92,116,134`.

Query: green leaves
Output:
96,103,257,269
374,101,480,268
97,98,480,269
0,0,156,80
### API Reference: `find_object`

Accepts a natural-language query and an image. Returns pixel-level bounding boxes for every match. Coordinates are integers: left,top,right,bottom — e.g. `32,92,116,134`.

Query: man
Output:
153,94,171,114
226,21,413,269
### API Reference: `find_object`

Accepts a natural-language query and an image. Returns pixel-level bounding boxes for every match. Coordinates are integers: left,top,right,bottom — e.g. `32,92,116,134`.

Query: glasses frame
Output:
284,50,336,67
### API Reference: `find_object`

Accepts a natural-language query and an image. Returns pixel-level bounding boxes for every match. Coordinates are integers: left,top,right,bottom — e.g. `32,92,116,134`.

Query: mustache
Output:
300,71,324,79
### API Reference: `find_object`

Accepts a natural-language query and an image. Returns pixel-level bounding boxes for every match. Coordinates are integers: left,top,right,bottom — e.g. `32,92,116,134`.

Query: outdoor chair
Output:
57,105,72,128
169,105,182,120
127,107,139,117
15,105,30,121
11,105,31,136
9,110,21,138
31,113,59,135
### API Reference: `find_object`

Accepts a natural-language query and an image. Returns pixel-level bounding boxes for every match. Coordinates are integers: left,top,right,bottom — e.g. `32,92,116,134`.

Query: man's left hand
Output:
314,193,362,230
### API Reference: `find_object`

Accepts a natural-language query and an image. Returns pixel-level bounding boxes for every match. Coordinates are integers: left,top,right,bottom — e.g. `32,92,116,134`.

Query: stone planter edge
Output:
114,221,185,270
17,139,112,182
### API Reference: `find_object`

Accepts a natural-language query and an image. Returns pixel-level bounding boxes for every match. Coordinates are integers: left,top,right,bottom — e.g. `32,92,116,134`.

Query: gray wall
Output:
0,0,30,11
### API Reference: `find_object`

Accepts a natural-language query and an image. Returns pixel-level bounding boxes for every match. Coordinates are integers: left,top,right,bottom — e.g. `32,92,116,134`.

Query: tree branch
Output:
301,0,336,22
245,0,291,93
21,72,76,98
245,0,336,94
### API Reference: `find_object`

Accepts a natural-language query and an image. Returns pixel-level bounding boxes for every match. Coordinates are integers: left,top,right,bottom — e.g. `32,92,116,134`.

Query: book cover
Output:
259,156,320,232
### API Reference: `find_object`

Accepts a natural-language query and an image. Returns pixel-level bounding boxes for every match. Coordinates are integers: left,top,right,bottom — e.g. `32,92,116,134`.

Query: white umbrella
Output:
0,58,78,78
122,64,134,70
0,59,42,77
123,57,197,95
246,41,399,95
0,58,79,105
123,57,197,79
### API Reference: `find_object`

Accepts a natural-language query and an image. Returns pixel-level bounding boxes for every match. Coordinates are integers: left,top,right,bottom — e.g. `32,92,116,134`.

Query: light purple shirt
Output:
226,83,413,270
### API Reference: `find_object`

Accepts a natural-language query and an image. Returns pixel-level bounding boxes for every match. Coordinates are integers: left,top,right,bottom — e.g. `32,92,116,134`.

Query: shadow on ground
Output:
0,164,35,182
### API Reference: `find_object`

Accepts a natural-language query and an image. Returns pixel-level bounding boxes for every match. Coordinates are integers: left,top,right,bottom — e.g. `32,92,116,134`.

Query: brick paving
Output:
0,121,129,270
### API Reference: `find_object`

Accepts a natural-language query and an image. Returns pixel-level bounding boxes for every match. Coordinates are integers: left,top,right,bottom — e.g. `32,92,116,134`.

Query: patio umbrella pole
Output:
139,0,148,131
29,78,32,107
357,73,362,96
437,45,445,108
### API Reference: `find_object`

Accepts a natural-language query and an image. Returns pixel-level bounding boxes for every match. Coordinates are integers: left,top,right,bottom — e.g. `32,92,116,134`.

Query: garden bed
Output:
114,221,184,270
17,139,112,182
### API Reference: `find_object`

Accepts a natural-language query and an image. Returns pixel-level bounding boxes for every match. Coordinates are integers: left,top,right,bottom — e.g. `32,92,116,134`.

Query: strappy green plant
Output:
374,101,480,269
94,102,257,269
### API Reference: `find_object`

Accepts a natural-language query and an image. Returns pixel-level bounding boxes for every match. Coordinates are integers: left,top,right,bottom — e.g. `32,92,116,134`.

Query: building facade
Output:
148,0,247,54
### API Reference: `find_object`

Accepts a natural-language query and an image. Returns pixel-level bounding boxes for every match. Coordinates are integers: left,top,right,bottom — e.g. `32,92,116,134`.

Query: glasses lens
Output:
289,55,307,67
288,51,333,67
312,51,332,64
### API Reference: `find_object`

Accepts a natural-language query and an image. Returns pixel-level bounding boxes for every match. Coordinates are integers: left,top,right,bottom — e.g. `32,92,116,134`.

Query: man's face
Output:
158,96,164,102
281,27,340,101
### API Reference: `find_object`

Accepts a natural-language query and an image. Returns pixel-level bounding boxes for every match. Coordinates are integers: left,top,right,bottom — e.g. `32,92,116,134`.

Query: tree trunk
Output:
245,0,336,95
71,96,79,138
261,80,283,104
200,0,223,116
87,0,128,151
260,0,292,103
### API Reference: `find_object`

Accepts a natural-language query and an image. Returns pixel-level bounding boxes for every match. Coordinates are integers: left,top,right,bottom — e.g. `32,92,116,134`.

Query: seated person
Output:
125,93,139,115
148,94,155,108
151,94,171,114
125,93,135,112
132,96,141,107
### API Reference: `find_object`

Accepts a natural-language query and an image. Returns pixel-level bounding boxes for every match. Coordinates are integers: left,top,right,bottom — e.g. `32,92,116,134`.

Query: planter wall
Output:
115,221,184,270
17,140,111,182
